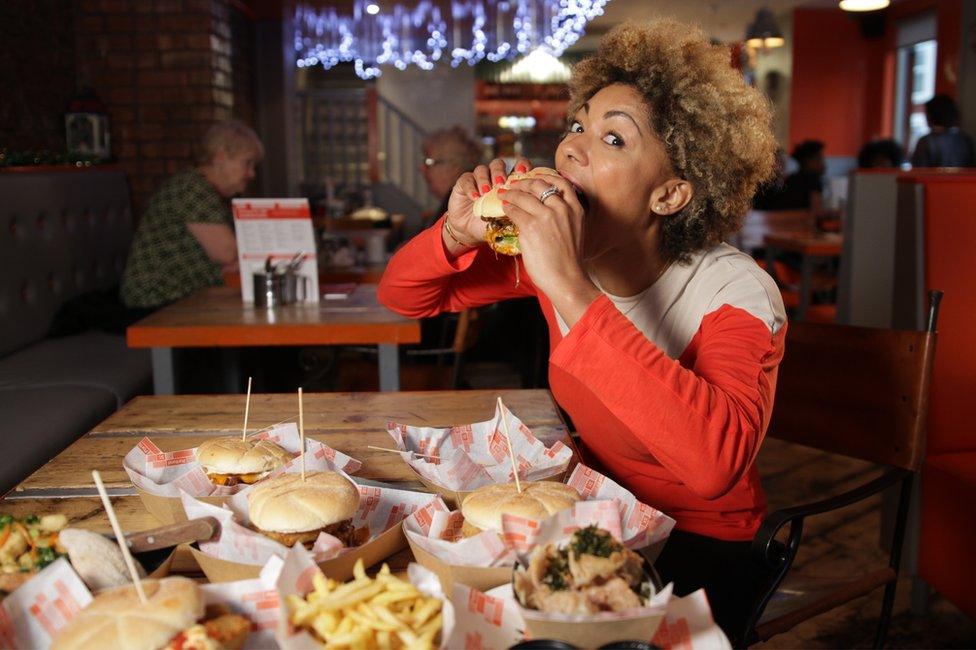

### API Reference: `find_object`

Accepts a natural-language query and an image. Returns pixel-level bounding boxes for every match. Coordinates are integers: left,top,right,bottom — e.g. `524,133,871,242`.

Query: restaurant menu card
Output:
274,544,456,650
232,198,319,303
182,477,436,566
0,559,90,649
386,402,573,491
123,423,362,497
403,465,675,568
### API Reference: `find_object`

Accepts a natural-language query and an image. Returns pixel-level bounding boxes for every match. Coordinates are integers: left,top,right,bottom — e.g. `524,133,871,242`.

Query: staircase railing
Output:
370,89,434,210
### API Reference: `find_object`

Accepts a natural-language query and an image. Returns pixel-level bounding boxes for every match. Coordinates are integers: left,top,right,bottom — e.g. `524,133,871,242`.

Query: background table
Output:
1,390,576,575
764,231,843,321
127,285,419,393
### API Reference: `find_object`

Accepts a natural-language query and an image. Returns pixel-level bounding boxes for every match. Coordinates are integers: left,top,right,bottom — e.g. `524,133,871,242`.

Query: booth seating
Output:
0,169,151,493
893,171,976,620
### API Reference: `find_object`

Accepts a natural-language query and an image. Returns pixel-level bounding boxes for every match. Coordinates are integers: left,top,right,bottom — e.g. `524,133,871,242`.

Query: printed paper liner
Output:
182,471,437,583
386,402,572,502
274,544,456,650
123,423,362,524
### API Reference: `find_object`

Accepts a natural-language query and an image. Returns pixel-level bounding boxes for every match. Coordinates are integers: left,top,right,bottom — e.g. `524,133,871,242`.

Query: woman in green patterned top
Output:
120,120,264,309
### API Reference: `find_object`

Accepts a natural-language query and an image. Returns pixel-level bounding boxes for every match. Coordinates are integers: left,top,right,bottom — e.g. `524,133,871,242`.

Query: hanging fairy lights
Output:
294,0,609,79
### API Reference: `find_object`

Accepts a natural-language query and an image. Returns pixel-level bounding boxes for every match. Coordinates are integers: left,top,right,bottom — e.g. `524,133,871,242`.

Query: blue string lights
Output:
294,0,609,79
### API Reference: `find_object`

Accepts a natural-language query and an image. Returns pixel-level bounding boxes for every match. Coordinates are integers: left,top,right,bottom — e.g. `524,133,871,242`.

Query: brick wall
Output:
0,1,80,151
75,0,256,212
2,0,256,214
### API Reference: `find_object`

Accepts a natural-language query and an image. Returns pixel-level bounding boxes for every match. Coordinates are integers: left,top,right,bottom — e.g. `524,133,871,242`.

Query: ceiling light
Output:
365,3,380,15
839,0,890,11
745,8,785,50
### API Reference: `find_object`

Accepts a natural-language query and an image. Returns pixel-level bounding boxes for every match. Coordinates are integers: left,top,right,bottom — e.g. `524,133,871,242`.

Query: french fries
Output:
287,558,443,649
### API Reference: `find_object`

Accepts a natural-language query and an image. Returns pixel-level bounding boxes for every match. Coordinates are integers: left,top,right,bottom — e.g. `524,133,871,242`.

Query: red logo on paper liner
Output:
443,512,465,541
652,617,692,650
137,437,162,456
569,466,604,499
243,590,280,620
626,503,661,532
417,438,441,464
487,429,510,463
445,459,483,487
465,632,486,650
518,423,535,443
384,503,408,530
466,590,505,626
507,456,531,480
357,486,382,517
148,448,195,469
29,586,79,637
449,425,474,450
543,440,566,459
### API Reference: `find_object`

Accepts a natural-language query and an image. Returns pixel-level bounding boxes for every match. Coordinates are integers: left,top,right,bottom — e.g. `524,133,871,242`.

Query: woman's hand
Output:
441,157,531,253
501,172,601,326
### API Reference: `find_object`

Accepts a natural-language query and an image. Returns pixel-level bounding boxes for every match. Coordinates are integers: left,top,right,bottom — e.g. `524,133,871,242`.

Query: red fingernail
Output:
481,184,491,193
470,191,480,199
502,200,509,205
498,188,507,194
515,164,527,173
494,176,505,184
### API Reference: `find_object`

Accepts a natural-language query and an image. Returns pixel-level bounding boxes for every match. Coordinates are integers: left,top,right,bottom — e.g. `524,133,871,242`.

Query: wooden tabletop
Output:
1,390,574,574
764,231,843,256
126,285,419,348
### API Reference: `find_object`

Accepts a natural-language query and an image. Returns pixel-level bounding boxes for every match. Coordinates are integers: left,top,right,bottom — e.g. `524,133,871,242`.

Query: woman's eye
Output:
568,121,583,134
603,133,624,147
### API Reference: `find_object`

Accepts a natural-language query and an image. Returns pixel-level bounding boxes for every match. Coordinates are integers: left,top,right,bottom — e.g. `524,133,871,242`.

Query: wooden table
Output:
127,285,419,393
764,231,843,321
2,390,575,575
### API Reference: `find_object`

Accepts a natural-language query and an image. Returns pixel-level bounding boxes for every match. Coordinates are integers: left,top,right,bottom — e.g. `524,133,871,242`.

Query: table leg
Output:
798,255,813,321
220,348,242,393
378,344,400,391
151,347,175,395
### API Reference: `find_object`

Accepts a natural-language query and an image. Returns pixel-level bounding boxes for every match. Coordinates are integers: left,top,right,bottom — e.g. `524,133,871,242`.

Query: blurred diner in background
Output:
1,0,975,648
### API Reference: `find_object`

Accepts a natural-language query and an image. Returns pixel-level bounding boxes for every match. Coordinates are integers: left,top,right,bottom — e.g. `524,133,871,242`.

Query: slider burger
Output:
473,166,560,256
51,576,250,650
195,436,292,486
247,471,366,548
459,480,581,537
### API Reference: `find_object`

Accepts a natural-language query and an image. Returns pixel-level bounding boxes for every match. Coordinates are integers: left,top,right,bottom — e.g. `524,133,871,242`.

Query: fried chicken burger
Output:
459,480,581,537
195,437,292,487
473,166,560,256
247,471,366,548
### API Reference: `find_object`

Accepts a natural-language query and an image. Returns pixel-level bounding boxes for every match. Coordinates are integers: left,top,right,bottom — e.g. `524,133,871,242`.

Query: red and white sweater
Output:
378,216,787,541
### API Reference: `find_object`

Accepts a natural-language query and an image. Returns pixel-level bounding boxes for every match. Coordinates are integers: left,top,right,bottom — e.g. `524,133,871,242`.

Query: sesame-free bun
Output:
472,167,558,219
194,436,292,475
51,577,203,650
460,481,581,533
247,471,360,534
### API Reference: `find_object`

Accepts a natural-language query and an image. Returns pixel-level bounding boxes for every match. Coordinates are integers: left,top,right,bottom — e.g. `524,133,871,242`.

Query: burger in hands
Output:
473,166,561,256
195,437,292,487
247,471,367,548
51,576,250,650
459,480,581,537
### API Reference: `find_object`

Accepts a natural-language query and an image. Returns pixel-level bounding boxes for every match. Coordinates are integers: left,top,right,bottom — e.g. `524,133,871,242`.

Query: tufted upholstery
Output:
0,169,151,493
0,169,134,356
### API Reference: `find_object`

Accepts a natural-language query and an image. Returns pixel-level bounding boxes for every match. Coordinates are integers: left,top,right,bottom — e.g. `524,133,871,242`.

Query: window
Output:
892,14,937,153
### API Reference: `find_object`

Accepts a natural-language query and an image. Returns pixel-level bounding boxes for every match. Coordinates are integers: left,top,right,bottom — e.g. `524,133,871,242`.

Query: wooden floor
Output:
755,439,976,648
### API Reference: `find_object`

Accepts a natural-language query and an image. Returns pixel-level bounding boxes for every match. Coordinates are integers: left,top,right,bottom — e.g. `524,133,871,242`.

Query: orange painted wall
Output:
790,1,962,157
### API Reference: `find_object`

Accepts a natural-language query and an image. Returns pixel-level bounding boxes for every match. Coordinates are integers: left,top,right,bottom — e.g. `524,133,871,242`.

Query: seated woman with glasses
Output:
380,20,786,639
419,127,483,231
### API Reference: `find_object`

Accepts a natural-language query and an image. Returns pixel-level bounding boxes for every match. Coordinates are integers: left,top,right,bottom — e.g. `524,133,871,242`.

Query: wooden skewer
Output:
298,387,306,482
498,397,522,493
367,445,439,459
92,470,147,603
241,376,252,442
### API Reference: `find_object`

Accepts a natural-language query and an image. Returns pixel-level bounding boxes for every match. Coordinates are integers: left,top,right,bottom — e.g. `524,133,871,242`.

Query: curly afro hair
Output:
569,20,777,264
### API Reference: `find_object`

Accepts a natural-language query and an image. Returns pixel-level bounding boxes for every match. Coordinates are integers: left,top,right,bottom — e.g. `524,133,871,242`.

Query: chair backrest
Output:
768,320,936,471
450,308,481,354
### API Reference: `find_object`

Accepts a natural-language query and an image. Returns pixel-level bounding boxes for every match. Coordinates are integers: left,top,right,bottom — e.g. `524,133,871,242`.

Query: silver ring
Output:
538,185,561,203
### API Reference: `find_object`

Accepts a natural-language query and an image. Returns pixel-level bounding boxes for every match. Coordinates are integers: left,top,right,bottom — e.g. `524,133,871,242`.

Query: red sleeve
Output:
550,296,784,500
378,215,536,317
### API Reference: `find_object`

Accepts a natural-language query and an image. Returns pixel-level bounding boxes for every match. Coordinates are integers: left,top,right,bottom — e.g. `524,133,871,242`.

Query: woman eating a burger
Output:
378,19,784,640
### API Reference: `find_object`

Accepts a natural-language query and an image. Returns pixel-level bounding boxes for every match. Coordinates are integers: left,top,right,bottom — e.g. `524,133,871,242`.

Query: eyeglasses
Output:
422,157,449,169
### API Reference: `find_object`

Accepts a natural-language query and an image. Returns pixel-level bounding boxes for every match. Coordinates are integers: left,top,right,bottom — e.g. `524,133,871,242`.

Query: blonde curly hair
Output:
569,20,777,263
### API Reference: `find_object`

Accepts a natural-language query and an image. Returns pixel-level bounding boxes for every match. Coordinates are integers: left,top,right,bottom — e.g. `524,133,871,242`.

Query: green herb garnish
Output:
569,525,622,558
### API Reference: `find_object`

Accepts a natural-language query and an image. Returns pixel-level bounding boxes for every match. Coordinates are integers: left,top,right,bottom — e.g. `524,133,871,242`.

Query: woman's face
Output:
210,147,259,198
555,83,674,259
